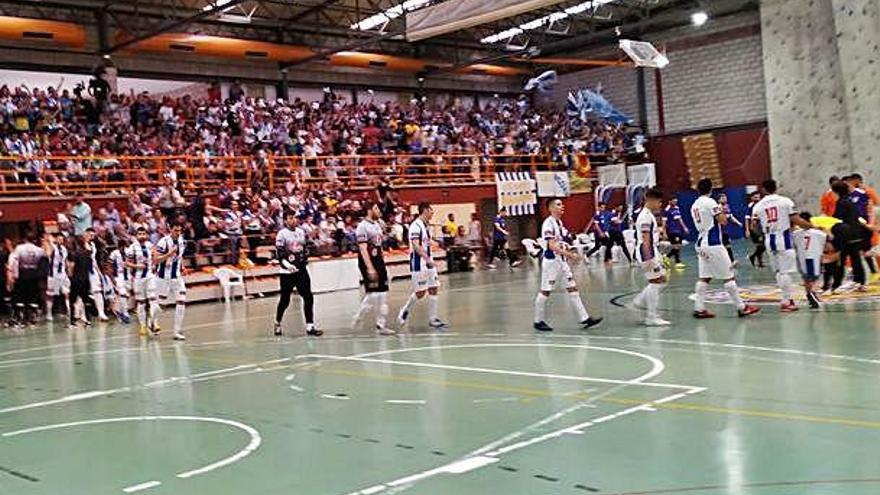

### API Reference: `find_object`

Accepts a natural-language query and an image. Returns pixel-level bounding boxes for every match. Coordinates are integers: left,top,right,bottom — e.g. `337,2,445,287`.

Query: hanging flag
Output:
495,172,537,216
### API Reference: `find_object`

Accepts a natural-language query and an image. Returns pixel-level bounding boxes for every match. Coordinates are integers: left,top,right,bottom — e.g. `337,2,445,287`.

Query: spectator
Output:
68,194,92,236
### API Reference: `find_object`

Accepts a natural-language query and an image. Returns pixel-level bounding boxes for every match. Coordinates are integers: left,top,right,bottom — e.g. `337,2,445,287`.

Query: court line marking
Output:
0,340,237,370
385,400,427,405
123,481,162,493
0,358,291,415
3,415,261,491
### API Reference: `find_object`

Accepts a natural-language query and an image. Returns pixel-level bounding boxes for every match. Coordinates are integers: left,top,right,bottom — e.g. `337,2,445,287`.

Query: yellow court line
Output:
304,366,880,431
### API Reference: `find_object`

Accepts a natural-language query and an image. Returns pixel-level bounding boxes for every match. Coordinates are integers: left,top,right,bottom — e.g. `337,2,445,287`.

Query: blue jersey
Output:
664,205,684,234
609,212,626,233
493,216,507,241
593,211,613,233
850,189,870,219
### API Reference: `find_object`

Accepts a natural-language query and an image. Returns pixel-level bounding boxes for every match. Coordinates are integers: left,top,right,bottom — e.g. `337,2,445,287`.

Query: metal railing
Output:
0,152,594,197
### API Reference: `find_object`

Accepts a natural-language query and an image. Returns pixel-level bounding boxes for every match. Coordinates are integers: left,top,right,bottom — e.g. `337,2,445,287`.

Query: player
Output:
487,207,522,269
691,178,760,319
663,197,688,269
719,193,743,264
154,223,188,341
753,179,814,311
83,228,109,322
533,198,603,332
7,233,46,327
845,173,878,280
127,226,160,336
745,190,766,268
67,235,94,327
631,188,670,326
352,202,395,335
45,233,70,322
108,239,132,324
793,212,828,309
584,203,613,262
397,202,447,329
274,210,321,337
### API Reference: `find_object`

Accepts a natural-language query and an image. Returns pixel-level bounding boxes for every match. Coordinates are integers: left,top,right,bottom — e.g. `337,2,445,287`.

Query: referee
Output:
273,210,321,337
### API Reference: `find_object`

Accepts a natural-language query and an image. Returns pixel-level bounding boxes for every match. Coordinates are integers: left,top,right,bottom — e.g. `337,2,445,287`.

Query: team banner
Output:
536,171,570,197
495,172,537,216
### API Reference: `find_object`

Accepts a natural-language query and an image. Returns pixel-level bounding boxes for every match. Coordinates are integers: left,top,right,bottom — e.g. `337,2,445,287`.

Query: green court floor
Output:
1,246,879,495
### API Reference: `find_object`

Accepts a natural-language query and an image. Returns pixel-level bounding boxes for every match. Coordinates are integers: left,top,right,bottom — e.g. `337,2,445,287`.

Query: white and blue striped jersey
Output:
635,208,659,262
691,196,723,247
408,218,433,272
754,194,797,251
109,248,128,281
155,234,186,280
49,242,68,277
541,215,569,260
126,239,155,280
87,242,100,276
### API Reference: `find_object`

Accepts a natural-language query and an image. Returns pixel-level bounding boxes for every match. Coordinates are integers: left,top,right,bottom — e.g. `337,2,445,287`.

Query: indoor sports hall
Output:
0,0,878,494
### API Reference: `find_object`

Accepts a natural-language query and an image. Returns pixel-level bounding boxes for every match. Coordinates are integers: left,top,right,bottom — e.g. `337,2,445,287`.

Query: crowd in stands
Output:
0,81,644,194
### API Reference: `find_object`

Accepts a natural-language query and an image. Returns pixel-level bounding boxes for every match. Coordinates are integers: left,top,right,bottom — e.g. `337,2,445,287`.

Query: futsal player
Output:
397,202,447,329
487,207,522,269
154,223,188,341
352,202,395,335
128,226,161,336
584,203,613,262
67,235,93,328
752,179,814,312
793,212,828,309
83,228,109,322
45,233,70,322
273,210,321,337
632,188,671,326
663,197,688,269
108,239,132,324
691,178,760,319
745,190,766,268
533,198,603,332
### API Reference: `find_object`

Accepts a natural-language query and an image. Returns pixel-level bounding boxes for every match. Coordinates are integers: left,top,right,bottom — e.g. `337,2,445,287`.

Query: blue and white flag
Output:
566,87,632,125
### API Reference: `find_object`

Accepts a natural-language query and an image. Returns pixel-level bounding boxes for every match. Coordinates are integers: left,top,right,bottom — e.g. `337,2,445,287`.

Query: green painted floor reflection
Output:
1,245,879,495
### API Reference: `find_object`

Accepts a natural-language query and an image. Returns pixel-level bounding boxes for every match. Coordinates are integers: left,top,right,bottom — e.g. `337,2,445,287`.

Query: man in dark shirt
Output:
68,236,94,327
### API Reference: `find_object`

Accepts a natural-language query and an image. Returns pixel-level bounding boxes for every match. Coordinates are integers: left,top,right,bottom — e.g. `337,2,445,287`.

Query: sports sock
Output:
534,293,548,323
427,294,439,321
375,293,389,327
137,302,146,326
400,293,418,317
174,303,185,333
93,292,107,319
777,272,793,302
694,281,709,312
723,281,745,310
568,292,589,321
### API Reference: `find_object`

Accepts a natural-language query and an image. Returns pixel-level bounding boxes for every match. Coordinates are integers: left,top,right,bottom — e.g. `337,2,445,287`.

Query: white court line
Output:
321,394,351,400
123,481,162,493
289,385,305,392
3,415,262,490
0,340,236,370
0,334,134,357
385,400,426,405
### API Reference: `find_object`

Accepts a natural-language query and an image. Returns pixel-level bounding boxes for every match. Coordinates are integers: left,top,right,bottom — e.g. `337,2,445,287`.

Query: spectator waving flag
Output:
495,172,537,216
566,87,632,125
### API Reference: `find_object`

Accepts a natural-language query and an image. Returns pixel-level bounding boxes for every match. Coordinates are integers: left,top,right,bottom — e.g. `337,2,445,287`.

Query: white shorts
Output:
540,258,576,292
115,277,131,297
411,268,439,292
155,277,187,302
697,245,734,280
641,258,667,281
89,272,103,293
769,249,798,274
46,275,70,296
132,277,156,300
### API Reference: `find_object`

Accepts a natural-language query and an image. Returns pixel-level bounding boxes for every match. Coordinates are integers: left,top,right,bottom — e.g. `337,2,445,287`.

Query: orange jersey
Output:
820,189,838,217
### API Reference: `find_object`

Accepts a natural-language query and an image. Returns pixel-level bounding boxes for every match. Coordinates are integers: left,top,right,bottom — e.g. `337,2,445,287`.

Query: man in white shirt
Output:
631,188,670,326
154,223,188,341
533,198,603,332
397,202,447,329
352,202,394,335
691,178,760,319
127,227,160,336
45,233,69,322
753,179,815,311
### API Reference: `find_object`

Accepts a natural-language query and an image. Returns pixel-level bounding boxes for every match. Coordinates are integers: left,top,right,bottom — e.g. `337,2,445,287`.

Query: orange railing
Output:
0,152,578,197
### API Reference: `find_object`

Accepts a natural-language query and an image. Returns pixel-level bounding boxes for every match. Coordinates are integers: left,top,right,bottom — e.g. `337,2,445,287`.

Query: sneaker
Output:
139,325,148,337
46,314,53,322
693,310,716,319
806,291,821,309
511,260,523,268
738,305,761,317
68,321,78,329
870,273,880,284
855,284,868,293
533,321,554,332
377,325,397,336
487,264,497,270
306,325,324,337
118,313,131,325
273,322,282,336
675,263,687,269
581,317,603,329
428,319,449,329
397,310,409,328
150,322,161,336
173,332,186,341
780,301,799,312
645,317,672,327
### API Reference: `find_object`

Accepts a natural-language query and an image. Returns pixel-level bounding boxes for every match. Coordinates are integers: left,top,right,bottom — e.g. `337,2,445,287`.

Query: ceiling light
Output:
691,11,708,26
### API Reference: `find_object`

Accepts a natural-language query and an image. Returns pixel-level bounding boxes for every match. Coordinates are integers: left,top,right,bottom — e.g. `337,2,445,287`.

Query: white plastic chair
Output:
213,267,245,303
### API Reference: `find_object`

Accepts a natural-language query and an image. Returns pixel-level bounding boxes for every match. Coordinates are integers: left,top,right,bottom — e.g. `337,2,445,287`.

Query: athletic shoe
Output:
428,319,449,329
675,263,687,269
806,291,821,309
581,317,603,329
780,301,799,312
173,332,186,341
139,325,148,337
870,273,880,284
748,254,756,267
46,314,53,322
738,305,761,317
97,315,110,322
693,310,716,319
273,322,282,336
855,284,868,293
118,312,131,325
306,327,324,337
487,264,497,270
511,260,523,268
377,325,396,336
533,321,554,332
645,317,672,327
397,310,409,328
